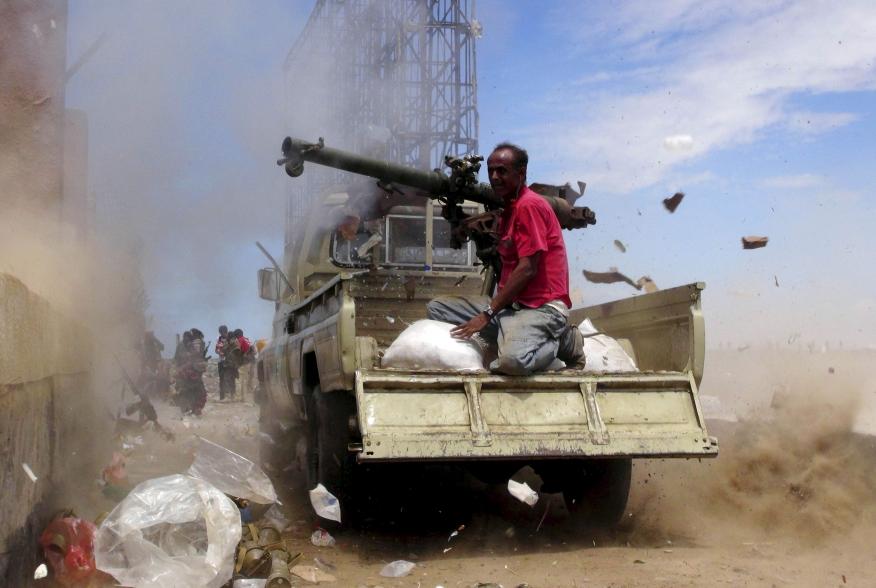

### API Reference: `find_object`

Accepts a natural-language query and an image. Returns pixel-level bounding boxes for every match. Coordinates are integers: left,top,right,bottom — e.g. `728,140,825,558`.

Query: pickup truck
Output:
256,192,718,526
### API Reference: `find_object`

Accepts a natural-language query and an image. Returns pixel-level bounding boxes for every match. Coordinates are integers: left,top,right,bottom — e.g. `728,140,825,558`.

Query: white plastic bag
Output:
379,560,416,578
381,319,485,371
94,474,242,588
507,479,539,506
309,483,342,522
578,319,638,373
187,437,278,504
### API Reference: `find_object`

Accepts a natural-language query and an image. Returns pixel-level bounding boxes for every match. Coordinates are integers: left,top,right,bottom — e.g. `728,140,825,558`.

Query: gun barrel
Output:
280,136,501,207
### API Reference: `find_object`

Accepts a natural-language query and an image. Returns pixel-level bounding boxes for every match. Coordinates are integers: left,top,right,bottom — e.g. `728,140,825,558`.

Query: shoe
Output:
556,324,585,365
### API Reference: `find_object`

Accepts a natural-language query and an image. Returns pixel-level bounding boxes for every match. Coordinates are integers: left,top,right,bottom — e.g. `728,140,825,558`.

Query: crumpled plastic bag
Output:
94,474,242,588
578,318,638,373
507,479,539,506
309,483,341,522
379,560,416,577
187,437,278,504
381,319,485,371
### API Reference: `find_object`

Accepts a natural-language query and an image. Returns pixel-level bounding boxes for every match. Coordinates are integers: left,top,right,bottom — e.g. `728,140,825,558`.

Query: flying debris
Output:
741,236,769,249
774,275,780,287
663,192,684,213
529,180,587,203
613,239,627,253
583,268,656,292
637,276,658,293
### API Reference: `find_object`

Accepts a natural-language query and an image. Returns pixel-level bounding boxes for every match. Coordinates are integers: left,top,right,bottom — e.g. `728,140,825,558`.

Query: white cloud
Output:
760,174,824,189
663,134,694,151
786,111,859,134
532,0,876,192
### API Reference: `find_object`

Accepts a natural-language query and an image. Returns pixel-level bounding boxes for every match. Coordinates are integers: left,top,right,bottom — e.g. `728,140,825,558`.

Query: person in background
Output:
216,325,233,401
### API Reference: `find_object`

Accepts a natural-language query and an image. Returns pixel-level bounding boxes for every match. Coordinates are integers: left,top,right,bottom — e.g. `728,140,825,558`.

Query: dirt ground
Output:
63,350,876,588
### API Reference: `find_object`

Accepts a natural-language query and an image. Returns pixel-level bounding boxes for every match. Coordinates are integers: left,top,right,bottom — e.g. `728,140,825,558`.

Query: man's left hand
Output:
451,313,489,339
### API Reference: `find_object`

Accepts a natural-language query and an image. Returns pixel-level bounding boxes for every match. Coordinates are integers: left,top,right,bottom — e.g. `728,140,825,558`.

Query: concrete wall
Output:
0,273,95,584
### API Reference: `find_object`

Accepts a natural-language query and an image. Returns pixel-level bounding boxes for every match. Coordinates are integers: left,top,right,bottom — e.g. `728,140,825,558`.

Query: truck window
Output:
386,215,427,265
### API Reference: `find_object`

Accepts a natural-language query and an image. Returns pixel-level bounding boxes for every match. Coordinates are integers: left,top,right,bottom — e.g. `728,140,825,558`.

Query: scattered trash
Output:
101,452,130,500
385,315,396,324
741,235,769,249
535,495,552,532
381,320,485,371
380,560,416,578
39,515,105,587
313,556,337,573
309,484,342,522
33,563,48,579
95,474,241,588
663,192,684,213
311,528,336,547
634,559,646,564
507,480,539,506
187,436,278,503
443,547,453,553
291,564,337,583
613,239,627,253
233,579,267,588
504,526,515,538
828,367,835,374
262,504,291,532
22,462,38,483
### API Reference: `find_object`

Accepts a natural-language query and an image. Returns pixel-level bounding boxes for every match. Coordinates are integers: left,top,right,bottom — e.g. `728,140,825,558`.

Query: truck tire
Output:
307,386,357,525
563,458,632,528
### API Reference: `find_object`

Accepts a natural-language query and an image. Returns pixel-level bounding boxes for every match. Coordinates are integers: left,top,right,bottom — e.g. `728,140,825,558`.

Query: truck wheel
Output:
307,386,357,525
563,458,632,528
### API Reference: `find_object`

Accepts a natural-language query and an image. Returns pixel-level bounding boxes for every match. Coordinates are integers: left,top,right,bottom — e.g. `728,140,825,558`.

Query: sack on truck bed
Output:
578,318,638,373
381,319,486,371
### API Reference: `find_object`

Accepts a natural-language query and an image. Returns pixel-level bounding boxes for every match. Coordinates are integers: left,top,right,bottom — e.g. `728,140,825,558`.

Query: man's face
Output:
487,148,526,203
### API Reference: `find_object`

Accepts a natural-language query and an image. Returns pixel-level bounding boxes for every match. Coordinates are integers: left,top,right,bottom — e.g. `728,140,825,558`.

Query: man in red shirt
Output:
427,142,584,375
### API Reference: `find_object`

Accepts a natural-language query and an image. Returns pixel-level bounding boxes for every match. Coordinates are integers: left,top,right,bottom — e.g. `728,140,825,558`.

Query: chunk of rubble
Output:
741,235,769,249
613,239,627,253
663,192,684,212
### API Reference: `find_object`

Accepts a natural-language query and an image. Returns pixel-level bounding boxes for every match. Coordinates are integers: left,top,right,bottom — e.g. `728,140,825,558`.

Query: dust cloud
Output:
628,350,876,553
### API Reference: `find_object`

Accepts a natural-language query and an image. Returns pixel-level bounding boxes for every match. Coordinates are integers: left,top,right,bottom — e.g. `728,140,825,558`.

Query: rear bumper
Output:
353,369,719,461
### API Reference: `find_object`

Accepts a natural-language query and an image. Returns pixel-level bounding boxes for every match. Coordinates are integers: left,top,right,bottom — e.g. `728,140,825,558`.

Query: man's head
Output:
233,329,243,338
182,330,193,343
219,325,228,336
190,328,204,340
487,142,528,203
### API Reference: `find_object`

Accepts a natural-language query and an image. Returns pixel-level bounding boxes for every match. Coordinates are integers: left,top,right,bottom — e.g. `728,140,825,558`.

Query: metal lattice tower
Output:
283,0,481,238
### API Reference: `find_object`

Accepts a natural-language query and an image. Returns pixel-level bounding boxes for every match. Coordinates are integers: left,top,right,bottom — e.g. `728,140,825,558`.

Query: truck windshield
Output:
331,207,474,269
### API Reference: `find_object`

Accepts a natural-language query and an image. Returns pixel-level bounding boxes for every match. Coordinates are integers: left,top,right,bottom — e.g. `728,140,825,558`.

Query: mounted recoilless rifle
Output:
277,136,596,271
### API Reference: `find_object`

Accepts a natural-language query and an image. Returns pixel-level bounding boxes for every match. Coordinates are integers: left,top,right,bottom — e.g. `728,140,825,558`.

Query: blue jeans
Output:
426,295,568,375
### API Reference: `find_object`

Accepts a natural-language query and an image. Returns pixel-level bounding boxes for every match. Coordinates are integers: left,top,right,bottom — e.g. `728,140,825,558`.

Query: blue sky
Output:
67,1,876,350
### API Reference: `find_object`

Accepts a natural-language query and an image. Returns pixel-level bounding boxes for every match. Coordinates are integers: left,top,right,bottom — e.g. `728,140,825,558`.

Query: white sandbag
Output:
381,319,486,371
578,318,638,373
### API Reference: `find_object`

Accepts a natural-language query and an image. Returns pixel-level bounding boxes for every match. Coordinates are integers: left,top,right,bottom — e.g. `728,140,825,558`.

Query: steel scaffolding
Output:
283,0,480,237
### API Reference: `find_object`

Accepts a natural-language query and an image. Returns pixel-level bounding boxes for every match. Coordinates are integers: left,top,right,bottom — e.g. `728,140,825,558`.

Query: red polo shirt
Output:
496,186,572,308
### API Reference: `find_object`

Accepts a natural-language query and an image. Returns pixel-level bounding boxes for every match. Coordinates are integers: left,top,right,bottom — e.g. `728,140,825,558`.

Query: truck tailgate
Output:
354,369,718,461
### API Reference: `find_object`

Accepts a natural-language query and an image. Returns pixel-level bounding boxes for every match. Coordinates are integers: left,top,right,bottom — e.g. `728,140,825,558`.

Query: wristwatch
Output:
482,306,496,320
